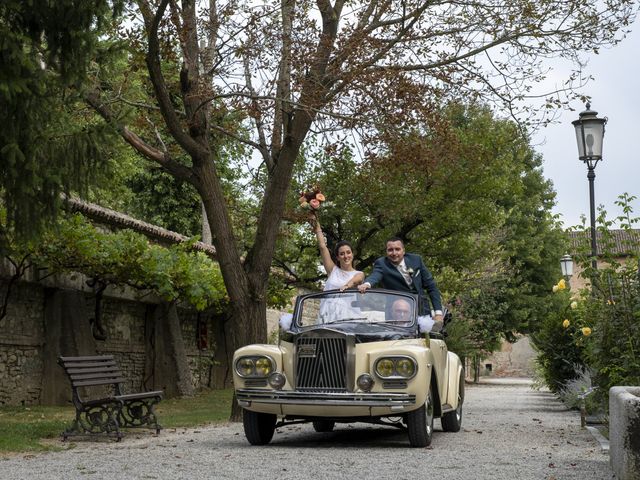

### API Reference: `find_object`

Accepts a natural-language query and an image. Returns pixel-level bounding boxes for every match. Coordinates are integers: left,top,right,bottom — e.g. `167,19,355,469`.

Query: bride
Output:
311,215,364,322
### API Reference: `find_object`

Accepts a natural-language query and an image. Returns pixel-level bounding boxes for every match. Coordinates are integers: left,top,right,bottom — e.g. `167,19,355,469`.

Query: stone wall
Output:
481,336,536,378
0,278,221,406
0,283,46,406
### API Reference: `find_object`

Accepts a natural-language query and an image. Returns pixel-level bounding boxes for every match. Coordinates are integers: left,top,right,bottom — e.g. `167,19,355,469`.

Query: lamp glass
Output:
560,254,574,277
572,105,606,160
574,122,605,159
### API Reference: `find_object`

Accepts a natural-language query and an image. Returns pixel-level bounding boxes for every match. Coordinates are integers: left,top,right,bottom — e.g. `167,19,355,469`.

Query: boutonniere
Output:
406,267,414,275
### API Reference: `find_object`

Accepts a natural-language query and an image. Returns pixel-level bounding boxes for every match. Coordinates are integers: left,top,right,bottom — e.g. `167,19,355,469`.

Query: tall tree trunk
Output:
225,294,268,421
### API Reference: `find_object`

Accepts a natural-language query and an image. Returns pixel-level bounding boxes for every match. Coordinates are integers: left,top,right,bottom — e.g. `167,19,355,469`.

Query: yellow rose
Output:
570,301,578,310
581,327,592,336
563,319,570,328
552,285,559,293
557,279,566,290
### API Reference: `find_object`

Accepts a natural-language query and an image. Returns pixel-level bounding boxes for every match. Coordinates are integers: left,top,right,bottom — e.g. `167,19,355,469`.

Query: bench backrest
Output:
58,355,126,399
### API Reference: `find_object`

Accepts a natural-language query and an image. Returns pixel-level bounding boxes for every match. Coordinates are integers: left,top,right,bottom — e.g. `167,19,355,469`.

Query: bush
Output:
530,280,589,394
533,194,640,412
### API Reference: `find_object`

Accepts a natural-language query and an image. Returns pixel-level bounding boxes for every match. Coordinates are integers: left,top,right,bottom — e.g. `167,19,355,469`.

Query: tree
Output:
3,1,636,365
282,103,565,343
0,0,123,242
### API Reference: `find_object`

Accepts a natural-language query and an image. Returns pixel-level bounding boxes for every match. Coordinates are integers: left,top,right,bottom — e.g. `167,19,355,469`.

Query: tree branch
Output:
140,0,209,160
85,90,194,182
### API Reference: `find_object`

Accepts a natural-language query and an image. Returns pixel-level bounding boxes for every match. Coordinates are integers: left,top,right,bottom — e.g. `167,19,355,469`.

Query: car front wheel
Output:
406,385,434,447
243,409,277,445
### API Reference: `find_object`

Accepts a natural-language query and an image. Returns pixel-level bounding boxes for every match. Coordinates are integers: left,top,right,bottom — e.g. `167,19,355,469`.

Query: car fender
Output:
444,351,464,409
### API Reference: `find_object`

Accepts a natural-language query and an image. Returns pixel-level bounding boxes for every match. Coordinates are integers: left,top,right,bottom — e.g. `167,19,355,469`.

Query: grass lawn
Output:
0,388,234,454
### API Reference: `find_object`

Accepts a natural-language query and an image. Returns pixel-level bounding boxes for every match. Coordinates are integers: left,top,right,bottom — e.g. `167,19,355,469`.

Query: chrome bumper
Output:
236,389,416,407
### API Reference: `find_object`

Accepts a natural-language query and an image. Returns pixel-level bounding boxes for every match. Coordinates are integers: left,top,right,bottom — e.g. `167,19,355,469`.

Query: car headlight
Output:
374,356,417,379
235,355,275,378
375,359,395,378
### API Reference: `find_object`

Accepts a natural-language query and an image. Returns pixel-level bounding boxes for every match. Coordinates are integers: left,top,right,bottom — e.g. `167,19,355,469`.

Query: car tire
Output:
441,370,464,432
406,384,434,447
312,420,335,432
243,409,277,445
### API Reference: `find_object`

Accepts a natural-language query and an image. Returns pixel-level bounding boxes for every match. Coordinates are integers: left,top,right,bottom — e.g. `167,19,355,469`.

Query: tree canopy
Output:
282,103,566,343
2,0,636,357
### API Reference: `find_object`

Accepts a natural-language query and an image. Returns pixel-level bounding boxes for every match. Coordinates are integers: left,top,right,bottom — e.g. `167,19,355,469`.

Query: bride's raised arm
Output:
310,215,336,275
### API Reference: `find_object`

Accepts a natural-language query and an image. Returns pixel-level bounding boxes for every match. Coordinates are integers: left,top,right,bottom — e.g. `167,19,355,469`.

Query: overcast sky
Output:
533,25,640,229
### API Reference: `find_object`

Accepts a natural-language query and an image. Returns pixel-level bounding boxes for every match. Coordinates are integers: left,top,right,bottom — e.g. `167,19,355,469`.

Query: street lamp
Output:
560,253,574,288
572,103,607,271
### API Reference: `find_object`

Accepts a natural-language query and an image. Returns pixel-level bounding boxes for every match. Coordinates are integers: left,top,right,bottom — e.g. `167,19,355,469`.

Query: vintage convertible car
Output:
232,289,464,447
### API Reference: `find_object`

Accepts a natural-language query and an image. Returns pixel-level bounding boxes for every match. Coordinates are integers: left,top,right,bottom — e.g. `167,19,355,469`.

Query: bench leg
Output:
62,403,122,439
117,397,162,433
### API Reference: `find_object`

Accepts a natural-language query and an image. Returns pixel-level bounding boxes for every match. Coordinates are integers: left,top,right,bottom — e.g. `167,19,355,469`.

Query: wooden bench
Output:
58,355,163,440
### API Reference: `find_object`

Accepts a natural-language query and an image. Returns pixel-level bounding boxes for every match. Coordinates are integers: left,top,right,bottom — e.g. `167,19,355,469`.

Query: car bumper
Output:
236,388,416,407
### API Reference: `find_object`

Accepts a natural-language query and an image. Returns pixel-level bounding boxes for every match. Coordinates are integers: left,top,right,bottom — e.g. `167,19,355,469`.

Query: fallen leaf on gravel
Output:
548,463,556,468
476,430,483,434
570,463,577,467
548,476,557,480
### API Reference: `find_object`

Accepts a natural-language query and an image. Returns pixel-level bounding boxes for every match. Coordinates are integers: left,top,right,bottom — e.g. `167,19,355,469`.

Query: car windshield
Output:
296,291,416,328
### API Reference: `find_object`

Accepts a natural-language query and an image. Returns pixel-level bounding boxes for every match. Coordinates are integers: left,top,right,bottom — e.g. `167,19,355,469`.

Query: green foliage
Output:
0,1,124,239
533,194,640,409
25,214,229,311
282,103,564,353
122,167,202,236
530,280,589,394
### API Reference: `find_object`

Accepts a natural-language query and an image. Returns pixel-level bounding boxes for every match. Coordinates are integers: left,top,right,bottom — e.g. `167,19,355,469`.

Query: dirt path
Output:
0,379,613,480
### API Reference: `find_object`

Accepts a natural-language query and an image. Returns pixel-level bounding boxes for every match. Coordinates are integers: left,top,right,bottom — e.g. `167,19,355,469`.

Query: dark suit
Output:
365,253,442,313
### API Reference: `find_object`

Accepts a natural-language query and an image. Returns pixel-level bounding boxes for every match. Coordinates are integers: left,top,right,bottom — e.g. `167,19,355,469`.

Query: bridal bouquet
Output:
298,185,326,211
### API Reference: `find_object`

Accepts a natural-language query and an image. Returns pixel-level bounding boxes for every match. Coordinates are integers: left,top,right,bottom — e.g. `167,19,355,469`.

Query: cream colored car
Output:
233,289,464,447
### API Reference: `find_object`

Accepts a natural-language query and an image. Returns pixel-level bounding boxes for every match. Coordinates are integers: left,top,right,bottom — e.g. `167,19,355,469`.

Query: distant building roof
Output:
63,195,216,258
567,229,640,257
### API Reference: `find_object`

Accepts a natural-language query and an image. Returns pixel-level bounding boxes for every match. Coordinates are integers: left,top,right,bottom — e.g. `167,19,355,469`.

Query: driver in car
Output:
390,298,413,326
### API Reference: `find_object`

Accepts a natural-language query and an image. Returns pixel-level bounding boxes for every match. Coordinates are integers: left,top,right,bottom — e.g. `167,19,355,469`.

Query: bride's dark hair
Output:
333,240,356,269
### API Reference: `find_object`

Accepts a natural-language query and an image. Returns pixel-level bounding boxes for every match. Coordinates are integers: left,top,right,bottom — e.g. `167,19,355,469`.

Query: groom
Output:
358,237,444,329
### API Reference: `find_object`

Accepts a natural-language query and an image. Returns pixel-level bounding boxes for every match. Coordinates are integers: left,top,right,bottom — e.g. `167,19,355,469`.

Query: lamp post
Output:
560,253,574,288
572,103,607,271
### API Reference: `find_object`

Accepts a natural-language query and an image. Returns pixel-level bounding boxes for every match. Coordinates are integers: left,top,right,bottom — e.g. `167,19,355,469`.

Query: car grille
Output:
295,336,347,392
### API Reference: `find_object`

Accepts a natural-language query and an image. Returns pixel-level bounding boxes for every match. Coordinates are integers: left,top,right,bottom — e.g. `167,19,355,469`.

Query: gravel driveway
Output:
1,379,613,480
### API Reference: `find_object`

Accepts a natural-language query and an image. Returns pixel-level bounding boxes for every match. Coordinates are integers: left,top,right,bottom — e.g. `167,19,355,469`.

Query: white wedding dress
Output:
319,268,362,323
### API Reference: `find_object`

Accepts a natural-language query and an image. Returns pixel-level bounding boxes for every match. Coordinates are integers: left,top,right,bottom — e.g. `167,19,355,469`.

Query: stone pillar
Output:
41,289,97,405
610,386,640,480
145,302,194,398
